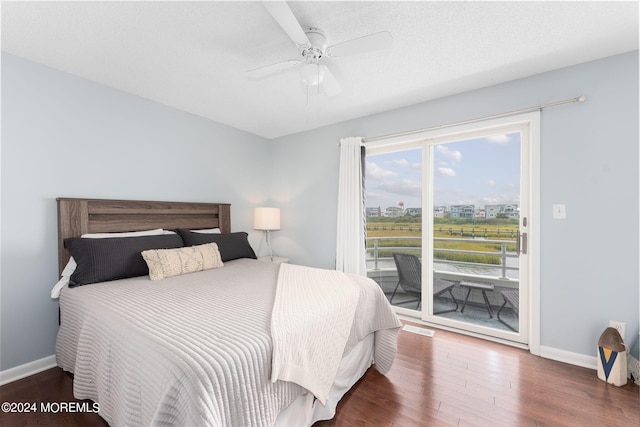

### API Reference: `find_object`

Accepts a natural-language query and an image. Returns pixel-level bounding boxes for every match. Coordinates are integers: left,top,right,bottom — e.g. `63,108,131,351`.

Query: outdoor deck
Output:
368,269,519,332
367,235,521,333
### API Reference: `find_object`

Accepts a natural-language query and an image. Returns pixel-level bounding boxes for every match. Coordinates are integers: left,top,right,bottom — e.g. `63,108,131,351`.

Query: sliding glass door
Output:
423,125,529,344
365,114,536,346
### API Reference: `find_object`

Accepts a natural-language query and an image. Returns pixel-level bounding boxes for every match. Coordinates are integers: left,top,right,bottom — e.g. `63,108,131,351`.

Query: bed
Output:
54,198,402,427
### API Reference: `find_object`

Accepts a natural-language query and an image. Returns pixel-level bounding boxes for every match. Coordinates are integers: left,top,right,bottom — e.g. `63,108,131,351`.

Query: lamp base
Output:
264,230,278,262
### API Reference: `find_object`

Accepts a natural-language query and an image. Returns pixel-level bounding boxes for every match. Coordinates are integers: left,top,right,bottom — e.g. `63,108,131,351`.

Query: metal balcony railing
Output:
366,236,519,280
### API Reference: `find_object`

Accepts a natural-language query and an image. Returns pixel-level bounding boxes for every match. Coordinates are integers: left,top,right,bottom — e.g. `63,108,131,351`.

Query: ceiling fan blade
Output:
321,66,342,97
246,59,300,80
327,31,393,58
262,1,310,47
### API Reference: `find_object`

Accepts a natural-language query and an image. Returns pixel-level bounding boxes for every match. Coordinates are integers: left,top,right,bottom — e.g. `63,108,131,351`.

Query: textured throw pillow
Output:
176,230,257,262
65,234,184,286
142,243,224,281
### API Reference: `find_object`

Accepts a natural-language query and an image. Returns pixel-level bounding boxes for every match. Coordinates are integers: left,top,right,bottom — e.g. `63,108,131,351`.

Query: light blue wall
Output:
270,51,639,358
0,53,272,370
1,51,637,371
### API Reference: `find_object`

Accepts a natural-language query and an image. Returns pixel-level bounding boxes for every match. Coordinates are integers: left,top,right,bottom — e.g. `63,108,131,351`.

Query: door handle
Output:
517,231,528,255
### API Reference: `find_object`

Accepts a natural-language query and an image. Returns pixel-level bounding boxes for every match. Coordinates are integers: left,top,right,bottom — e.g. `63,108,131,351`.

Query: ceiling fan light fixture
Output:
300,62,324,87
255,2,381,98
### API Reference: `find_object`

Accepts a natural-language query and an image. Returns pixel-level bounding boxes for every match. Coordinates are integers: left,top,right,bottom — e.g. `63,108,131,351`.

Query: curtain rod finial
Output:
577,95,587,103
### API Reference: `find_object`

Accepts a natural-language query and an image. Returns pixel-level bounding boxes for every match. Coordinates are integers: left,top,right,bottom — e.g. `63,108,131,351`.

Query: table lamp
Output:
254,207,280,261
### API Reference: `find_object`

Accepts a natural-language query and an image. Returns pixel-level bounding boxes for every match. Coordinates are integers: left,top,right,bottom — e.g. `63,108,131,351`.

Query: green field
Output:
366,217,519,264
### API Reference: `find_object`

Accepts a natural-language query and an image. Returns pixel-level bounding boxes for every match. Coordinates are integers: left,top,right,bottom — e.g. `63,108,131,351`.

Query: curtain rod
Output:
362,95,587,144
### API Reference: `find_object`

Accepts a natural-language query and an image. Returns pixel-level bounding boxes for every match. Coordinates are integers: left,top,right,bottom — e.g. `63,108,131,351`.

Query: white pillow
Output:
51,228,174,299
191,228,221,234
81,228,172,238
51,257,78,298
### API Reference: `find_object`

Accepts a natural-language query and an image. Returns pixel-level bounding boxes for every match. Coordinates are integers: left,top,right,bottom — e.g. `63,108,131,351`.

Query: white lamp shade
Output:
300,62,324,87
254,207,281,231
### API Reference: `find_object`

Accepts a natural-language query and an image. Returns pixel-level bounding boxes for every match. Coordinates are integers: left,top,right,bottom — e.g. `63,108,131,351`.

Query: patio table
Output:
459,281,495,318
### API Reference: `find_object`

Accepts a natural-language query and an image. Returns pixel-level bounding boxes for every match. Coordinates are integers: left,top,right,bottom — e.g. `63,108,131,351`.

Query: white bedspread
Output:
56,259,401,427
271,264,359,404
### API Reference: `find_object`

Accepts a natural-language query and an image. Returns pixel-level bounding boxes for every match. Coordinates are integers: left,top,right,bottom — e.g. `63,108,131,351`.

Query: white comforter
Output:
56,259,401,427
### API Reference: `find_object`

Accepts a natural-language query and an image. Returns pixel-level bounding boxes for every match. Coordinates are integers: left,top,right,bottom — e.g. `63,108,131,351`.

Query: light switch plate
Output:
609,320,626,341
552,204,566,219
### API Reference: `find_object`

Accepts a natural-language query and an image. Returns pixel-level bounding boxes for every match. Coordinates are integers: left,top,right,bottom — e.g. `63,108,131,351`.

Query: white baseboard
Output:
540,345,597,370
0,354,57,386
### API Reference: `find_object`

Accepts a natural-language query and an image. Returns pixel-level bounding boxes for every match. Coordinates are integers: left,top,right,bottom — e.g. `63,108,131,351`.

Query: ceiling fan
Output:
247,1,393,97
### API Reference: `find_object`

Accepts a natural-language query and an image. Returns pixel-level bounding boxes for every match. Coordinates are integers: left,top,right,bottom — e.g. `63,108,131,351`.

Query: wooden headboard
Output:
57,198,231,275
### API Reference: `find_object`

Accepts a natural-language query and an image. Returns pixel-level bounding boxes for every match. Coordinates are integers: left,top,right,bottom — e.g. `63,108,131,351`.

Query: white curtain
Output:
336,136,367,275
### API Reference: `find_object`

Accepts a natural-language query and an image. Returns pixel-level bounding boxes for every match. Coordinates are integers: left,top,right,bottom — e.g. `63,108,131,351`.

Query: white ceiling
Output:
2,1,638,139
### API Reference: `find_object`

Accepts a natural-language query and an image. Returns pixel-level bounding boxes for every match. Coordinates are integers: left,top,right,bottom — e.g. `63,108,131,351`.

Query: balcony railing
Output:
366,236,519,281
367,235,520,330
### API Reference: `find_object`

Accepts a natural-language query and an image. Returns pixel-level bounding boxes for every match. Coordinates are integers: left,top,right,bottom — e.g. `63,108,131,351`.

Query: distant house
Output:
485,204,519,219
434,206,447,218
450,204,475,219
366,206,381,217
384,206,404,217
405,208,422,216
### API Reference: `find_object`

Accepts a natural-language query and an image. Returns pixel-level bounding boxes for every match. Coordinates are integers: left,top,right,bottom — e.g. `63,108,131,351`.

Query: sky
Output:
365,132,521,211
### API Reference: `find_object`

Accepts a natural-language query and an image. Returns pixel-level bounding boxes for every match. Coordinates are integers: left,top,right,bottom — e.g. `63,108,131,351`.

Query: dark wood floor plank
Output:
1,321,638,426
319,321,639,426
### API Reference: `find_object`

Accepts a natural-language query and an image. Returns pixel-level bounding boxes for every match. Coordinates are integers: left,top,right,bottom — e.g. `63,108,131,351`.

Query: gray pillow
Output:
176,230,257,262
65,234,184,286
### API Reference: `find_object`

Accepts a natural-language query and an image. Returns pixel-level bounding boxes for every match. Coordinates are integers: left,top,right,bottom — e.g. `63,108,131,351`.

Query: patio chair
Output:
497,289,519,331
390,252,459,313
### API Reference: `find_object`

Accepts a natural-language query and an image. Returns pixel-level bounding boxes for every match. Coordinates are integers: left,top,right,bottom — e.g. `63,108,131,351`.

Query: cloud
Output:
481,197,500,205
486,134,511,144
481,195,520,205
386,159,410,167
487,179,496,186
436,167,456,177
384,158,422,172
377,179,422,198
364,189,385,200
435,145,462,161
365,161,397,180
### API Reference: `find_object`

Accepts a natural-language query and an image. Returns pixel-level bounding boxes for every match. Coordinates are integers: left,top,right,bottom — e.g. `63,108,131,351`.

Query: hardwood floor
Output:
1,322,638,426
317,322,639,426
